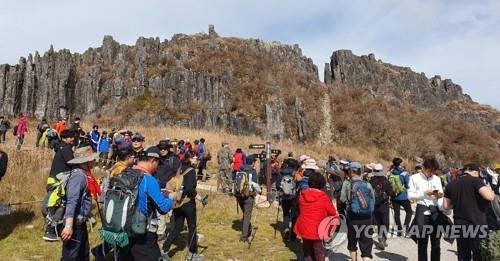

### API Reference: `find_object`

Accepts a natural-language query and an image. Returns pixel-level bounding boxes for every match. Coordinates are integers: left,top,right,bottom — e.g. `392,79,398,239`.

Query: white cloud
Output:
0,0,498,108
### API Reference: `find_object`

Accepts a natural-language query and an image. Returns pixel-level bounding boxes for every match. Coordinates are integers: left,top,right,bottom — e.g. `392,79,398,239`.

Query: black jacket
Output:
180,163,197,200
155,152,181,188
49,142,74,178
0,151,8,179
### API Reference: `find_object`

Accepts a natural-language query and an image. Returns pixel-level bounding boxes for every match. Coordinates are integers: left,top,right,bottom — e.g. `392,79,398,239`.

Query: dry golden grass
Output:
0,123,381,260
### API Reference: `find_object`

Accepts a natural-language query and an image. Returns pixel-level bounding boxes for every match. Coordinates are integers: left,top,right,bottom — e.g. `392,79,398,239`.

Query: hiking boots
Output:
239,236,249,242
283,228,290,240
187,252,204,261
42,225,59,242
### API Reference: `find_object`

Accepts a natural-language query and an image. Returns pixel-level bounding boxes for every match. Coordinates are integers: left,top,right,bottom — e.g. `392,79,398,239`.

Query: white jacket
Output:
408,172,443,215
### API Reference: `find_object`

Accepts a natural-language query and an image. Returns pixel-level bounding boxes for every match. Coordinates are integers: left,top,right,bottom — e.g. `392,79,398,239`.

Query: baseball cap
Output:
462,163,480,173
349,161,362,171
143,146,161,159
132,133,145,142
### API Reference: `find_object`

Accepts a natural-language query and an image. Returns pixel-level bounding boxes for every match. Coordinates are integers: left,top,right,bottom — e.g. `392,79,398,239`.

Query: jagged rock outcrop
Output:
0,26,321,141
0,26,497,142
325,50,472,107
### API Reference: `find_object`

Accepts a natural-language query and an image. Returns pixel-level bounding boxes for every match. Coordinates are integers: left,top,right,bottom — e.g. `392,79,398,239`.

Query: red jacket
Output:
294,188,336,240
232,152,244,171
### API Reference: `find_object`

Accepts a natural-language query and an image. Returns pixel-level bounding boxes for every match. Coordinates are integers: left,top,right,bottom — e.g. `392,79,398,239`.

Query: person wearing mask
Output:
294,171,337,261
117,147,174,261
408,158,444,261
60,146,101,260
341,161,375,261
155,140,181,241
162,152,203,261
443,163,495,261
389,157,413,236
236,156,261,243
0,147,8,181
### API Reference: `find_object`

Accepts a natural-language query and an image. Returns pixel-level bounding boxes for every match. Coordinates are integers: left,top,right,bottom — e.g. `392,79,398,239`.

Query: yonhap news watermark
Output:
351,225,490,239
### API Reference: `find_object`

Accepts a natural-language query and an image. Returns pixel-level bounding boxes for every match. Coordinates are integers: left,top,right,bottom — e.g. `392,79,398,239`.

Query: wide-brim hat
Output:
68,146,99,164
302,158,319,170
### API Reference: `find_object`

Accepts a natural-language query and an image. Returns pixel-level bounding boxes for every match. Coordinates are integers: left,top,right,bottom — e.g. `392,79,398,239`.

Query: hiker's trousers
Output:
163,200,198,254
119,232,162,261
373,202,390,241
392,199,413,231
302,239,325,261
457,237,482,261
237,196,254,238
61,223,89,261
347,216,373,259
281,197,298,240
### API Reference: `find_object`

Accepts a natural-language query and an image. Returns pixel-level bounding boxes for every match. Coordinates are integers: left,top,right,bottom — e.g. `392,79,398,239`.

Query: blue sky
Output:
1,0,498,108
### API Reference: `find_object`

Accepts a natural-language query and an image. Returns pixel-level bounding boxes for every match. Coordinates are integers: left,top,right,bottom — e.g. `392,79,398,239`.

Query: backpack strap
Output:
179,167,193,177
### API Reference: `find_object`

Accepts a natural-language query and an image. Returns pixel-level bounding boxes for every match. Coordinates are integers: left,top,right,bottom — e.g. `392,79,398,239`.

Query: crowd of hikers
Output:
0,115,499,261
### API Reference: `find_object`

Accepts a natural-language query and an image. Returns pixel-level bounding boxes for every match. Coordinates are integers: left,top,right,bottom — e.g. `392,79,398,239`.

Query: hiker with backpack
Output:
103,146,174,261
58,146,101,260
15,113,29,150
340,161,375,261
278,162,298,241
234,155,261,243
36,118,49,148
369,163,393,250
294,171,337,261
154,140,181,241
162,151,204,260
233,148,244,177
89,125,100,151
0,147,7,182
388,157,413,237
44,130,76,241
0,116,10,143
217,141,233,193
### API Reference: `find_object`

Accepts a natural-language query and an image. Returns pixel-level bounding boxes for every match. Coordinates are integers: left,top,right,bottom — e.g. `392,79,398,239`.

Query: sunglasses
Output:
132,139,143,142
159,147,169,151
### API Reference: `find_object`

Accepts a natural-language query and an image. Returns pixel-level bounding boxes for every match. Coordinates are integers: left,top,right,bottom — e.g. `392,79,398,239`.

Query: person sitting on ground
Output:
162,152,204,261
294,171,337,261
0,147,8,182
60,146,101,260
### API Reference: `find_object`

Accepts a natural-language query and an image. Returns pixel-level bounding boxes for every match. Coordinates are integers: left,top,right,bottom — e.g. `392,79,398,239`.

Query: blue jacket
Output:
197,143,205,158
241,165,258,183
391,167,410,201
64,169,92,220
98,137,110,153
90,130,100,150
137,174,174,216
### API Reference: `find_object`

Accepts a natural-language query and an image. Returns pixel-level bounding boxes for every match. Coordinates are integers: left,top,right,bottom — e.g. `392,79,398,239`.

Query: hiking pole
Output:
274,195,280,239
184,200,207,261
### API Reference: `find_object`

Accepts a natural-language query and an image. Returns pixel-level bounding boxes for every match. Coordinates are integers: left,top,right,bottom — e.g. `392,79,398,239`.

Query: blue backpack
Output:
348,180,374,217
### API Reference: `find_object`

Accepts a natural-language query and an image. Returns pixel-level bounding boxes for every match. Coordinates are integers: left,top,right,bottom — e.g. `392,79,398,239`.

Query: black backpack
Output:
100,168,147,247
370,176,391,205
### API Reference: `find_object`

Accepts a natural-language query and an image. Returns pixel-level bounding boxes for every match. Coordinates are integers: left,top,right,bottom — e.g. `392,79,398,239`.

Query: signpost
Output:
249,142,282,203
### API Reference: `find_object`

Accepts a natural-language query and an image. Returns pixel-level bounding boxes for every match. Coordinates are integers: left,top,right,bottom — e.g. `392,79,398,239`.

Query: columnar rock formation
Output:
0,26,497,142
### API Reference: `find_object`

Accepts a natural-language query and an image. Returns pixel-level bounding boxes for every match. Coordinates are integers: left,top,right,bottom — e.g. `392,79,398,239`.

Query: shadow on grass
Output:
167,231,209,258
0,208,35,240
231,219,243,232
270,221,303,260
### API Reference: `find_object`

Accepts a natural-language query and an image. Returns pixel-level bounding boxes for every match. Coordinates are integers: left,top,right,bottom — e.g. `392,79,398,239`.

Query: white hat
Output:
301,158,319,170
299,154,310,163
